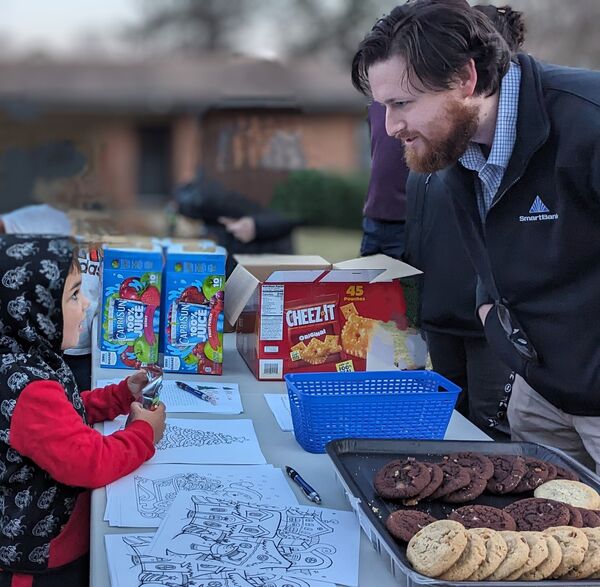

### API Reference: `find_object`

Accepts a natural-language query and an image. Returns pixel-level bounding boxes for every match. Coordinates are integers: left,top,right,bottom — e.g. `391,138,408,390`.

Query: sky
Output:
0,0,279,57
0,0,147,54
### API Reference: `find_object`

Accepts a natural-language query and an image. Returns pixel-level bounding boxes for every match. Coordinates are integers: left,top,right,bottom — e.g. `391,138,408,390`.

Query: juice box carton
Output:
160,240,226,374
99,241,164,369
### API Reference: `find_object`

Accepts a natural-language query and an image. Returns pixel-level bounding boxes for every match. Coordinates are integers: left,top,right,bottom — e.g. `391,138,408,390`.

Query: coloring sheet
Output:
264,394,293,431
104,416,267,465
96,378,243,414
105,533,336,587
105,463,298,527
148,491,361,586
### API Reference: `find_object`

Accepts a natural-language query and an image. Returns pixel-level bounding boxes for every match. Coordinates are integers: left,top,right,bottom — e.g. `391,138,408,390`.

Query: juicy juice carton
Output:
99,241,164,369
160,241,226,374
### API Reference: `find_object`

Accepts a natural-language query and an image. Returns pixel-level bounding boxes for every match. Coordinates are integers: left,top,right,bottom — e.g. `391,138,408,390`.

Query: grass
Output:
293,226,363,262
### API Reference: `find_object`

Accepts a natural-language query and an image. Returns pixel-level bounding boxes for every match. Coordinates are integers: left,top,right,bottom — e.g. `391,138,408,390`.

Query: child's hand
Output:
127,370,150,401
127,402,166,444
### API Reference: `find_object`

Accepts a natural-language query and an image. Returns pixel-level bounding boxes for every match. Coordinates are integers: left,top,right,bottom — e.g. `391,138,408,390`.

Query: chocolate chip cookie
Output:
504,497,571,531
486,454,527,494
512,457,555,493
448,504,517,531
385,509,437,542
428,462,471,500
442,452,494,481
374,459,432,499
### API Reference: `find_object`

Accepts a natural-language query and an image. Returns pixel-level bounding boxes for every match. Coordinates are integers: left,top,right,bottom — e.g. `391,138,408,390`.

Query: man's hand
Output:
218,216,256,243
126,402,166,444
478,303,494,325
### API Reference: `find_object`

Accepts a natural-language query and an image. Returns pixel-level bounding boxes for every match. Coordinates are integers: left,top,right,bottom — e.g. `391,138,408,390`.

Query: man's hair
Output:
473,4,526,54
351,0,512,98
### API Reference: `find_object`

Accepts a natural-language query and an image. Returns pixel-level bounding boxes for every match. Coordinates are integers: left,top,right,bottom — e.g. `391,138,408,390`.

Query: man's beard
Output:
402,100,480,173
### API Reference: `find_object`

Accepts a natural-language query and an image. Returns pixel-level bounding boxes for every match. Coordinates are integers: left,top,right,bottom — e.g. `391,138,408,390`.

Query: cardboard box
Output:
98,240,164,369
225,254,425,380
160,240,227,374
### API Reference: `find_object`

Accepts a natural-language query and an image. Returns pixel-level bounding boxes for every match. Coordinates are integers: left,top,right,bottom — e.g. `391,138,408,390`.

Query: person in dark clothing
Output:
175,172,297,276
361,102,409,260
404,172,512,438
352,0,600,470
401,5,526,438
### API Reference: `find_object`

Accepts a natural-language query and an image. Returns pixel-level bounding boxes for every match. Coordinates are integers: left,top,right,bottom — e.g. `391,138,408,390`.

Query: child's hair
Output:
70,249,82,274
473,4,526,54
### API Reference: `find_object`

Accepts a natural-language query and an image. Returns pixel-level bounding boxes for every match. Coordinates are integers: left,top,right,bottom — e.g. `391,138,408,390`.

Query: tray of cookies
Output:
326,438,600,585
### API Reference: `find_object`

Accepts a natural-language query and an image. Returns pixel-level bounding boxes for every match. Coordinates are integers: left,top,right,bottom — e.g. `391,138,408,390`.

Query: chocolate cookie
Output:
385,509,437,542
512,457,554,493
555,465,580,481
504,497,571,531
404,462,444,505
374,459,432,499
443,452,495,481
487,454,527,494
566,503,584,528
448,504,517,531
443,473,488,504
428,462,471,500
579,508,600,528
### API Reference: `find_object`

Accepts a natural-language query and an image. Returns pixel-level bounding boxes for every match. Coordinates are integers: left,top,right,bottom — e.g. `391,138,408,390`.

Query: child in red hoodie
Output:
0,234,166,586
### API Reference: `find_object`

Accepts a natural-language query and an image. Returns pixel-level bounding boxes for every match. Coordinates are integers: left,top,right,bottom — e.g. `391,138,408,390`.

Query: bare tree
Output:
281,0,398,65
127,0,258,54
472,0,600,68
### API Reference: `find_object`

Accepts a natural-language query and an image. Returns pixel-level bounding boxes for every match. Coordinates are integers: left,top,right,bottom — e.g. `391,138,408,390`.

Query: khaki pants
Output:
508,375,600,474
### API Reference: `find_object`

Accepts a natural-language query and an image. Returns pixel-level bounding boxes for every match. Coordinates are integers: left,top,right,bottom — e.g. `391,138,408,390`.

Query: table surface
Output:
90,333,492,587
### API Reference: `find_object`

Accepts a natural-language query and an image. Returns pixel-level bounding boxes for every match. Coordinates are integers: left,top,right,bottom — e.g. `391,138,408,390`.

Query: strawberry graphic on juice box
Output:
159,240,226,375
99,242,164,369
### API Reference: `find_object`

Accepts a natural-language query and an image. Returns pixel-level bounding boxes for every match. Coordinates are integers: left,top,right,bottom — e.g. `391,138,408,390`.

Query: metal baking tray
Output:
326,438,600,586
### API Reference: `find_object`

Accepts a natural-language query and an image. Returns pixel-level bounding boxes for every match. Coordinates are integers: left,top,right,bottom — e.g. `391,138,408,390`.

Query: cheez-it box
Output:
225,254,425,380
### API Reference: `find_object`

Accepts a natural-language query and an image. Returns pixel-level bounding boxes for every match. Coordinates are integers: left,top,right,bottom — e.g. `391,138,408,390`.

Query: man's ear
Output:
456,58,478,98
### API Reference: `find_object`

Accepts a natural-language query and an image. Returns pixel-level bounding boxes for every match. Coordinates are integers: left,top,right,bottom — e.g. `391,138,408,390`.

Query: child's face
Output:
61,268,90,350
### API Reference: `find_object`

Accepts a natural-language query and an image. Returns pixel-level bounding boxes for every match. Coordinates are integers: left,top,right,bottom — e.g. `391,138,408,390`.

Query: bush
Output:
271,169,368,229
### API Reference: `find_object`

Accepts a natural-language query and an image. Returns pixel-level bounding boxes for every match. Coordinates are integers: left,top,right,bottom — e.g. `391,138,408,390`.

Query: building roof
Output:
0,54,367,115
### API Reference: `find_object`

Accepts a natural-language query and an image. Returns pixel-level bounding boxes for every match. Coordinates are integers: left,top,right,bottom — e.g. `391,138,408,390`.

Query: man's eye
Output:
71,291,80,301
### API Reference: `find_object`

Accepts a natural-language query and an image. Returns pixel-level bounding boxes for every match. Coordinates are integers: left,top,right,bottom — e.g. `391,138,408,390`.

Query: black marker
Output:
285,466,321,504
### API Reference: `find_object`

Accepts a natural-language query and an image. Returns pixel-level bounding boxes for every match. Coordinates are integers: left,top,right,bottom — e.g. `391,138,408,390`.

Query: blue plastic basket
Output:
285,370,460,453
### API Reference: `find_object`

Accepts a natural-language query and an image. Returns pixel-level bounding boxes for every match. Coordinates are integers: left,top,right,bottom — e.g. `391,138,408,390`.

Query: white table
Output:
89,333,491,587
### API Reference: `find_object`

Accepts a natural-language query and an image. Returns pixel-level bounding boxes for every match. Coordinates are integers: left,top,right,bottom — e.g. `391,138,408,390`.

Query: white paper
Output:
105,533,335,587
148,491,361,586
104,416,267,465
263,394,293,431
105,463,298,527
96,378,243,414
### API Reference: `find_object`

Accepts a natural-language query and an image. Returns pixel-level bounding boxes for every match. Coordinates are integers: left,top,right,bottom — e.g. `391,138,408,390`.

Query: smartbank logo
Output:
519,196,559,222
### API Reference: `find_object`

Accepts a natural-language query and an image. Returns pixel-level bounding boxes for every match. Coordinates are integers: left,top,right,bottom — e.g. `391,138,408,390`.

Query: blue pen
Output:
285,466,322,504
175,381,217,405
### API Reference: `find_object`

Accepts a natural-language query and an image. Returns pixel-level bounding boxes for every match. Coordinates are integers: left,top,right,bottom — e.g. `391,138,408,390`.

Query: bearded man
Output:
352,0,600,471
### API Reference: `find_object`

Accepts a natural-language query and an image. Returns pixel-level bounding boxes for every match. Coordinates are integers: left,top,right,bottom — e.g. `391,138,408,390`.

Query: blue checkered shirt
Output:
459,62,521,218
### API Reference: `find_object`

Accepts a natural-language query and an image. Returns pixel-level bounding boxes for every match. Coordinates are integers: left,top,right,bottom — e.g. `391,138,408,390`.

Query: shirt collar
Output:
459,61,521,172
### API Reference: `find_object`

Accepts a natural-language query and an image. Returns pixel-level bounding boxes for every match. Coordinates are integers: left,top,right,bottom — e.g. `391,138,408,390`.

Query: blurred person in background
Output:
0,204,99,392
352,0,600,470
360,101,409,259
174,171,297,276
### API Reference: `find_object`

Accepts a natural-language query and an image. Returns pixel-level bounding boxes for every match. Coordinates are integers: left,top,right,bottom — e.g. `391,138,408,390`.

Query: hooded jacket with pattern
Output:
0,235,154,574
437,54,600,415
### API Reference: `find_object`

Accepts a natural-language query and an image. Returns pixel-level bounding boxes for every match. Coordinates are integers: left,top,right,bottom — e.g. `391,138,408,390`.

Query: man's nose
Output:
385,108,406,138
82,293,90,312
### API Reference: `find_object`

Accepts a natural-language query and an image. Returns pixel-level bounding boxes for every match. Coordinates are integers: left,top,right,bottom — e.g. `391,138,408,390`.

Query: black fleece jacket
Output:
436,53,600,415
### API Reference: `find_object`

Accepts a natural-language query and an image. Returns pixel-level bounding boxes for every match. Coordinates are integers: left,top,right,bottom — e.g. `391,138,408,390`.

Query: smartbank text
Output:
519,213,559,222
